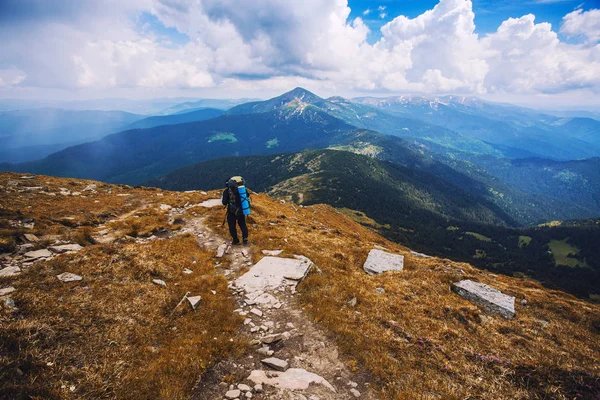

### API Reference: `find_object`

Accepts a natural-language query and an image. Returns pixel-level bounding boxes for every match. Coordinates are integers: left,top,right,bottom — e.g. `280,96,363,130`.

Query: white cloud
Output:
0,67,26,87
560,8,600,43
0,0,598,104
363,8,371,16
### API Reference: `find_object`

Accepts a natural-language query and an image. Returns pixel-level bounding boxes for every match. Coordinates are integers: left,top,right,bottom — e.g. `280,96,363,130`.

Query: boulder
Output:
235,256,312,292
363,249,404,275
248,368,336,392
261,357,288,371
0,266,21,278
451,280,515,319
49,244,83,254
56,272,83,282
24,249,53,259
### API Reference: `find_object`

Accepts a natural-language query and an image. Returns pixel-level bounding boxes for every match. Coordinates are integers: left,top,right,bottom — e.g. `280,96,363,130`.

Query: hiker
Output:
222,176,251,245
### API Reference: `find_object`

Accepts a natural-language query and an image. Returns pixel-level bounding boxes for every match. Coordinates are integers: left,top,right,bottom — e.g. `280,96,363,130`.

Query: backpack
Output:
227,176,251,216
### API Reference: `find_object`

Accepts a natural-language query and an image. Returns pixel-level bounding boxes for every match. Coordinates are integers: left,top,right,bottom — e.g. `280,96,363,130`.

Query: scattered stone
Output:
250,308,263,317
451,280,515,319
235,256,312,292
376,287,385,294
152,279,167,287
20,175,35,179
248,368,336,392
350,388,361,398
521,299,528,306
56,272,83,282
261,249,283,256
216,244,228,258
159,204,172,211
246,292,278,306
237,383,252,392
242,250,249,258
0,287,16,296
22,233,39,242
410,250,433,258
348,381,358,388
183,268,193,274
24,249,53,259
363,249,404,275
0,266,21,278
82,184,97,192
245,392,252,399
261,334,282,344
187,296,201,309
254,384,263,393
261,357,289,371
4,297,18,312
225,389,241,399
309,396,320,400
244,318,252,325
347,297,357,307
257,347,274,356
49,244,83,253
198,199,223,208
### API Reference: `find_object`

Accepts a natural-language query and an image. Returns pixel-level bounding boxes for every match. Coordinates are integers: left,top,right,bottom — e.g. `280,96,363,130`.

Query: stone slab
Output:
56,272,82,282
24,249,53,259
235,257,312,293
49,244,83,254
410,250,433,258
198,199,223,208
363,249,404,275
262,249,283,256
152,279,166,287
261,357,288,371
187,296,201,310
23,234,39,242
0,266,21,278
248,368,336,392
225,389,241,399
451,280,515,319
0,287,16,296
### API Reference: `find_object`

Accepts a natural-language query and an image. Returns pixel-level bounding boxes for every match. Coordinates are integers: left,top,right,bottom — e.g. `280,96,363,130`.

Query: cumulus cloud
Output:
0,0,598,100
363,8,371,16
560,8,600,44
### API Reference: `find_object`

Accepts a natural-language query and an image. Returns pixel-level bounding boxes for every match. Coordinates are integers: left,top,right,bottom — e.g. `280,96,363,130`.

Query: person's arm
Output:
221,189,229,206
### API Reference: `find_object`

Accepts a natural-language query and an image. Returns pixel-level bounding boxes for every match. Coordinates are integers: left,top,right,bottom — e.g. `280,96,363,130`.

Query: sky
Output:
0,0,599,109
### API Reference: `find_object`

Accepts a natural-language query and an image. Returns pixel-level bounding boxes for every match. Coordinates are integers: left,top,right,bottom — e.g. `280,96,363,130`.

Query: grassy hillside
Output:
126,108,224,130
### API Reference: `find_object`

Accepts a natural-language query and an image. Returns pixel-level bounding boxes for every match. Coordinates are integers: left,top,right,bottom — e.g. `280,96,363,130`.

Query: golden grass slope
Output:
1,172,599,399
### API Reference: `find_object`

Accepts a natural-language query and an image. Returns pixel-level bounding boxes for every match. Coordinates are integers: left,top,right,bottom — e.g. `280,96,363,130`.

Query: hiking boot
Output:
243,238,248,245
232,239,241,245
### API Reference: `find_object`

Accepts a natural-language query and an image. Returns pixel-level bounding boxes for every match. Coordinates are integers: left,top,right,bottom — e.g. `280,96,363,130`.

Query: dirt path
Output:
166,205,376,400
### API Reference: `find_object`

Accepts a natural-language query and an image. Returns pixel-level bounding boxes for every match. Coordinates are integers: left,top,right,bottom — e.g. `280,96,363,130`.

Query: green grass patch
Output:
465,231,493,242
519,235,532,248
548,239,589,268
208,132,238,143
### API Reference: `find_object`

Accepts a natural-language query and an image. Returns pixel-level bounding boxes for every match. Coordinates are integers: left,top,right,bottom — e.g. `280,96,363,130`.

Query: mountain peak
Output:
277,87,322,103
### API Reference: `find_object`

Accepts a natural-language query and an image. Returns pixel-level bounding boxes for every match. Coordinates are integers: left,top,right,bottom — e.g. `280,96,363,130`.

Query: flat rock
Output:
152,279,167,287
0,266,21,278
56,272,82,282
248,368,336,392
235,257,312,292
24,249,53,259
225,389,241,399
363,249,404,275
198,199,223,208
0,287,16,296
410,250,433,258
49,244,83,253
261,249,283,256
250,308,263,317
261,334,282,344
246,292,278,306
23,233,39,242
216,244,228,258
261,357,288,371
159,204,172,211
451,280,515,319
237,383,252,392
187,296,201,309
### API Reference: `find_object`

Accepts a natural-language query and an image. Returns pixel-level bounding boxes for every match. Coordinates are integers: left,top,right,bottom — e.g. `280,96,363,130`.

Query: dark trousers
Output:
227,212,248,241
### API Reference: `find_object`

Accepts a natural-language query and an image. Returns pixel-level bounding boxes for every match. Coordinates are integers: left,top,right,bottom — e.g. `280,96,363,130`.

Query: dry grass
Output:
204,193,600,399
0,173,243,399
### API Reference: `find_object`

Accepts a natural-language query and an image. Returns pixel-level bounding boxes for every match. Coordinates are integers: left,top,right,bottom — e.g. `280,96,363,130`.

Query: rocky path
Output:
168,205,376,400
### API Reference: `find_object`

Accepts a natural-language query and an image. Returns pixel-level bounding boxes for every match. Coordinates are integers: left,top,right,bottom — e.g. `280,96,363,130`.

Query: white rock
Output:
225,389,241,399
187,296,201,309
451,280,515,319
261,334,282,344
410,250,433,258
235,256,312,292
244,318,252,325
159,204,172,211
24,249,53,259
183,268,193,274
216,244,228,258
261,249,283,256
254,384,263,393
49,244,83,253
22,234,39,242
152,279,167,287
350,388,361,398
261,357,289,371
198,199,223,208
245,392,252,399
246,292,278,306
248,368,336,392
257,347,273,356
56,272,82,282
250,308,263,317
0,266,21,278
363,249,404,275
0,287,16,296
82,184,97,192
309,396,320,400
237,383,252,392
